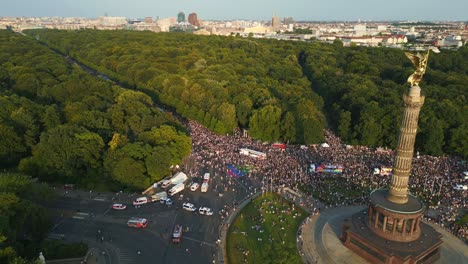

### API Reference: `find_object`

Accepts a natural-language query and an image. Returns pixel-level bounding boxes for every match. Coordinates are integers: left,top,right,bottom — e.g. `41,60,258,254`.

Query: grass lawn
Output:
226,193,308,264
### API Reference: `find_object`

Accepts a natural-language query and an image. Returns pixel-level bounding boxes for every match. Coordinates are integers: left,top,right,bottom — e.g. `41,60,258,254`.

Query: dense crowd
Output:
186,120,467,242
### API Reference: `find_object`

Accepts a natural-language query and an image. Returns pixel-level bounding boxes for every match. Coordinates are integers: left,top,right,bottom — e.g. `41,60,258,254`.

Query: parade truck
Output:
162,172,188,189
201,173,210,193
168,183,185,196
151,191,167,202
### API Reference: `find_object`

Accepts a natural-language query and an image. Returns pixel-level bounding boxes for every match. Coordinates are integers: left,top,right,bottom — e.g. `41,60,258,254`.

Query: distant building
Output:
157,17,177,32
99,16,127,27
353,24,367,36
177,12,185,23
193,28,210,35
188,13,200,27
283,17,294,25
144,17,153,23
272,16,281,31
244,26,272,34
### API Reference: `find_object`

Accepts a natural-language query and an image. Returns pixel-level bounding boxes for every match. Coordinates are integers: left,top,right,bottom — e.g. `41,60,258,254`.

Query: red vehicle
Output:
63,184,75,190
172,225,183,243
272,143,286,150
112,203,127,210
127,218,148,228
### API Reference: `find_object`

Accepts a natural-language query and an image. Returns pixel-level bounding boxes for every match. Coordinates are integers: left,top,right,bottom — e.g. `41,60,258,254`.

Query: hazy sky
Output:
2,0,467,21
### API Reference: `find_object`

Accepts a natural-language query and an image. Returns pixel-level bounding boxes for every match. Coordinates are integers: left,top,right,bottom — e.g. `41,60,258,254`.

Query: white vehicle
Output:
168,183,185,196
160,197,173,206
453,184,468,191
151,191,167,202
171,172,188,186
182,202,196,212
127,217,148,228
203,173,210,181
161,180,172,189
201,182,209,193
162,172,188,189
190,182,200,191
133,197,148,205
200,173,210,193
198,207,214,216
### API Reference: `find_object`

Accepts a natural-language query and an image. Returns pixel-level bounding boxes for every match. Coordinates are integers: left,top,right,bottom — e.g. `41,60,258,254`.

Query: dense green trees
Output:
9,29,467,159
0,173,51,263
0,30,190,188
26,29,326,144
300,43,467,158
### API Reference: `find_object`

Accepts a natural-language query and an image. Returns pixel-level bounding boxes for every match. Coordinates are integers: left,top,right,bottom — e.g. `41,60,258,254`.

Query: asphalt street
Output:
45,170,259,264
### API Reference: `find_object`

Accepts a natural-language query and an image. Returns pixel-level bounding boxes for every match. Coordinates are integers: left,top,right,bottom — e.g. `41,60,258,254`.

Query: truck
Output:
172,224,183,243
168,183,185,196
162,172,188,189
151,191,167,202
171,172,188,185
201,173,210,192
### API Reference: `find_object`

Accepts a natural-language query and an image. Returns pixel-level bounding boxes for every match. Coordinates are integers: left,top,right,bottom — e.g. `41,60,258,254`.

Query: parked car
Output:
190,183,200,191
112,203,127,210
182,202,196,212
453,184,467,190
198,207,214,216
160,197,173,206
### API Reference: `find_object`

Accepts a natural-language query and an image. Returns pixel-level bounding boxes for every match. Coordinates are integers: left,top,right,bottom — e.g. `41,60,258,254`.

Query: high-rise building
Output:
283,17,294,25
271,16,281,31
341,50,442,264
188,13,200,27
177,12,185,23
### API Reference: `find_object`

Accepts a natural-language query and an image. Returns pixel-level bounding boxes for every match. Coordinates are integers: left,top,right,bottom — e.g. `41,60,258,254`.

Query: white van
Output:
161,180,172,189
151,191,167,202
133,197,148,205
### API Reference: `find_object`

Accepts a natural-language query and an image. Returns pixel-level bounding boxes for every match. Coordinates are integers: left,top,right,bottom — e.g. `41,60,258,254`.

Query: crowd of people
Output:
186,120,467,242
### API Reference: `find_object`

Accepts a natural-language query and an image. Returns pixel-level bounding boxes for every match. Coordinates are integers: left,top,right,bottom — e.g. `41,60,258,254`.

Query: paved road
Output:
45,171,260,264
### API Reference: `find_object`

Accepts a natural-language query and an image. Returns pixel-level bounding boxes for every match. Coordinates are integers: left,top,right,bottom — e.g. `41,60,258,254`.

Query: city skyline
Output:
2,0,468,21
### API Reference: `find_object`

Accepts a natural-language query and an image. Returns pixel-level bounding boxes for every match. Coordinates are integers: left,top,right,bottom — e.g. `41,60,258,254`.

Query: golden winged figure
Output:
405,47,440,87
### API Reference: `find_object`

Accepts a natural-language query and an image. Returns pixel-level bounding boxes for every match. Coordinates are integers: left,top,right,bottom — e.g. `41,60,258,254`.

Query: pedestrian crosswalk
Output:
47,232,65,240
72,212,89,219
93,196,107,201
118,248,137,264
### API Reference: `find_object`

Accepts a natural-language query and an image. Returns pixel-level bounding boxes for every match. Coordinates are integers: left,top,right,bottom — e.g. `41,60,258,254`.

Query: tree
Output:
337,110,351,141
249,105,282,142
281,112,296,143
0,124,26,165
23,125,104,179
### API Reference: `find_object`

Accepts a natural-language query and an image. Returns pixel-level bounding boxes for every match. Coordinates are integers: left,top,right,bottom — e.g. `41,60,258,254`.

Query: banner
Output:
315,164,343,174
226,164,251,177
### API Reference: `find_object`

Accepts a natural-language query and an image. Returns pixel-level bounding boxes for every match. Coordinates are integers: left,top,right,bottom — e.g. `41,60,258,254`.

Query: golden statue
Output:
405,47,440,87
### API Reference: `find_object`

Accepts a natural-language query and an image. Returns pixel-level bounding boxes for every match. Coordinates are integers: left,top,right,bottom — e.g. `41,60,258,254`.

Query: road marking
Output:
232,177,249,191
72,212,89,220
94,196,107,201
103,206,111,216
119,248,137,264
183,236,216,247
47,233,65,240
